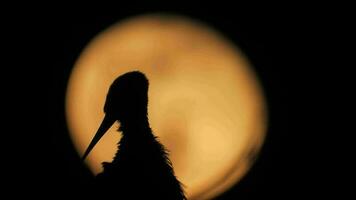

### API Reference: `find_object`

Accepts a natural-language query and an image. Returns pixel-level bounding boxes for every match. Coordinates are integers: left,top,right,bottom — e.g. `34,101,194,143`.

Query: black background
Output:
5,2,344,199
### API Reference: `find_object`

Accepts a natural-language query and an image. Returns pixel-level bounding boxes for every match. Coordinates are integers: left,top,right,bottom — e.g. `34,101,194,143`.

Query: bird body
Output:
96,126,185,199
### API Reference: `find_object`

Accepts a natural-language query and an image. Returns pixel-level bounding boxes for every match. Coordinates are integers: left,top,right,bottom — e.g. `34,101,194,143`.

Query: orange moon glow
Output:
66,15,267,200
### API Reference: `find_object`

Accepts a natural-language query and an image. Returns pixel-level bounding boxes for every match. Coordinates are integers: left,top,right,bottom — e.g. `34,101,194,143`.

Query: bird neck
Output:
119,115,151,136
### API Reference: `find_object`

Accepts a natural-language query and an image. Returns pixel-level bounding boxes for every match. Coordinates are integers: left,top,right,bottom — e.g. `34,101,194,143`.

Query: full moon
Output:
66,15,267,199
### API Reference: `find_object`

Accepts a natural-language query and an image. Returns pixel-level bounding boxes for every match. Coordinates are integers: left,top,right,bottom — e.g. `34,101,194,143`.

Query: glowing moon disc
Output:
66,15,267,200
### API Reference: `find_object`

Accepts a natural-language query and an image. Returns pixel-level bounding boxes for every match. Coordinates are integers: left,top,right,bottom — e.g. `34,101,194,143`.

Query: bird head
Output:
82,71,149,160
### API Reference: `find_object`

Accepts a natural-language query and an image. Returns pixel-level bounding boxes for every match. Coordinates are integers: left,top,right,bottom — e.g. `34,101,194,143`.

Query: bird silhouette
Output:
82,71,186,199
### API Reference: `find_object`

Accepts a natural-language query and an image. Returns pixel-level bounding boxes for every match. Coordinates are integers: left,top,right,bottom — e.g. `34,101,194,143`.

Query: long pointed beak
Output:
82,114,116,160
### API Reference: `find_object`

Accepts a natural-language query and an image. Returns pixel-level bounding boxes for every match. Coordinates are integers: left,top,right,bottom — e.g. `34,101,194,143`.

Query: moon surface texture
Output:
66,15,267,200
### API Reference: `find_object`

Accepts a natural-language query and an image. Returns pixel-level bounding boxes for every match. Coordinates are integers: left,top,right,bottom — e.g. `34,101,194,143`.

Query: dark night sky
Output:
5,2,344,199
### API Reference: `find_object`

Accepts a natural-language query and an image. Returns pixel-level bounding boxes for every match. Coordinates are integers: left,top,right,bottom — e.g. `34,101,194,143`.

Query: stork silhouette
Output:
82,71,186,199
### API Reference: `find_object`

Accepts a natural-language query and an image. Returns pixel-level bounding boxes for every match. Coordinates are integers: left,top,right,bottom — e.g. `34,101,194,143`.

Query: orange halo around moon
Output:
66,15,267,200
